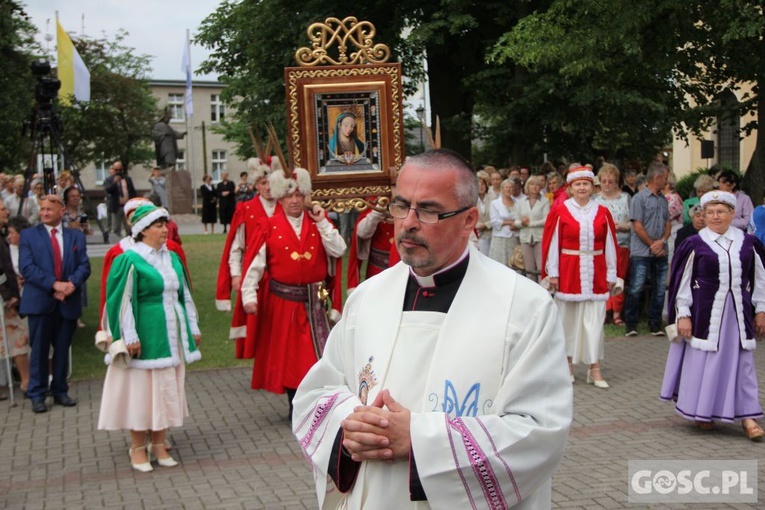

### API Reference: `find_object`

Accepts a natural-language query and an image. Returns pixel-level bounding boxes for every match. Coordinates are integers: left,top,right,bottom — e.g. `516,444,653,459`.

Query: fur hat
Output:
566,165,595,184
268,168,311,200
700,190,736,210
124,197,151,217
131,204,169,238
248,157,273,181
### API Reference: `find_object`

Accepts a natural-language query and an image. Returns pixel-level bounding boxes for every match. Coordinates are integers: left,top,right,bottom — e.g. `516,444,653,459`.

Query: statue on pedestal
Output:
152,109,186,169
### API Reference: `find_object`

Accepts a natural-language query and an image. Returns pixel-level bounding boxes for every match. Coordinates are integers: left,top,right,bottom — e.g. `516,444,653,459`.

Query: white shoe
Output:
129,445,153,473
149,444,178,467
586,369,610,389
570,373,575,383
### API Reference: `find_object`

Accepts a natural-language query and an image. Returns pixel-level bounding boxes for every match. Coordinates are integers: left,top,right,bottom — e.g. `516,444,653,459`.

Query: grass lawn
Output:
71,234,251,380
70,234,642,381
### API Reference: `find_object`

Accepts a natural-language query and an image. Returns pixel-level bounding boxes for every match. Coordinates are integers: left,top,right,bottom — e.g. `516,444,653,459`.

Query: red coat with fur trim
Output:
541,199,617,301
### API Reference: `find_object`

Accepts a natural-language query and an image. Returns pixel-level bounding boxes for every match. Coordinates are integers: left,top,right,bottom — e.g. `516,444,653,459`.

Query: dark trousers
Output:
623,255,668,332
27,313,77,400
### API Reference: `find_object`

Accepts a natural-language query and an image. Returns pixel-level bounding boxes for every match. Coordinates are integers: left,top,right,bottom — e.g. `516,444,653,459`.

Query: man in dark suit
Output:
103,161,137,237
20,194,91,413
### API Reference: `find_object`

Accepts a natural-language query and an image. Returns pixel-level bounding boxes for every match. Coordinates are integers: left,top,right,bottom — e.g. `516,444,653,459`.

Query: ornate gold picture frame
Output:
285,63,404,204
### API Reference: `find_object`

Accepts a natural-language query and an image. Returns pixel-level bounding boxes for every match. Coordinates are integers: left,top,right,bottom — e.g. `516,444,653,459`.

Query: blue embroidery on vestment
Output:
442,380,480,417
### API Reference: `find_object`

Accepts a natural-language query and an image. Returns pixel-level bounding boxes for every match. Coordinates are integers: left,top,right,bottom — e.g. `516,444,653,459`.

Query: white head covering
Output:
566,165,595,184
700,190,736,210
130,204,169,239
268,168,311,200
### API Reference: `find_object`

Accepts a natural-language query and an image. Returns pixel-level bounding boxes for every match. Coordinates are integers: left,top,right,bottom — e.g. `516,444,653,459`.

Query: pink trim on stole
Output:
297,393,350,459
448,417,509,510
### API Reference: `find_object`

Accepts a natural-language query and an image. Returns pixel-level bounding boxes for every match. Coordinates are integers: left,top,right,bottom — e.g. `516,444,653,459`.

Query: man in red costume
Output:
241,167,346,418
346,205,395,294
98,198,188,330
215,158,279,359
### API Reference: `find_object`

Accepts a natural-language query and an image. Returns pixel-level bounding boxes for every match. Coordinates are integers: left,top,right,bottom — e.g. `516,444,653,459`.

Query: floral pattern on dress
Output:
0,309,29,357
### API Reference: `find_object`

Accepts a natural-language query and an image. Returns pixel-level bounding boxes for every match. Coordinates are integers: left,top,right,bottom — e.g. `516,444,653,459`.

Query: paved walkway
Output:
2,216,763,509
2,335,763,509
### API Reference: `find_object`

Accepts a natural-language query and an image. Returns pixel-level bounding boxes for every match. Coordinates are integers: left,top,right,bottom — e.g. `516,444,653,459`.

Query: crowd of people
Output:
1,148,763,507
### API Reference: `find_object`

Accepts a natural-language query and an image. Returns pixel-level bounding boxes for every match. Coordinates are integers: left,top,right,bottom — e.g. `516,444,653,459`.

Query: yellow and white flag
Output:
56,20,90,105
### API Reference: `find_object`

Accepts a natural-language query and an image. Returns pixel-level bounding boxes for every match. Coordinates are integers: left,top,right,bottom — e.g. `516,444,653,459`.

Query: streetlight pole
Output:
416,105,425,152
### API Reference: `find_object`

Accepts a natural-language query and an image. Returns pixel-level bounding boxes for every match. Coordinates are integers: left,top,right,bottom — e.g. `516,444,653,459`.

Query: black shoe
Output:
32,400,48,413
53,395,77,407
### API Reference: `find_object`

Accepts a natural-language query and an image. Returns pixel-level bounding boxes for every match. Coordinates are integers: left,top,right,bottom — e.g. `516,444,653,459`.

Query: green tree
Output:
196,0,419,159
492,0,765,198
57,30,159,173
197,1,545,165
0,1,40,172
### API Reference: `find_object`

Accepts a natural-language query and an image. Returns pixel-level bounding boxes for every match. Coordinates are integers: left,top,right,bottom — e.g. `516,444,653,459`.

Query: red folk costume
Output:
541,199,617,300
215,194,278,359
215,157,279,359
541,166,618,374
346,208,395,293
240,168,346,394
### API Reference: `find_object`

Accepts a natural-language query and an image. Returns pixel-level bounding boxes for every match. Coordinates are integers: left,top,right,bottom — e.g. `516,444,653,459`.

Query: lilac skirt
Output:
660,294,763,423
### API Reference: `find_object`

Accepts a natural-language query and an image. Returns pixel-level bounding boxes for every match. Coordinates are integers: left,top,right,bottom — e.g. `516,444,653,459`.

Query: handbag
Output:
509,245,525,270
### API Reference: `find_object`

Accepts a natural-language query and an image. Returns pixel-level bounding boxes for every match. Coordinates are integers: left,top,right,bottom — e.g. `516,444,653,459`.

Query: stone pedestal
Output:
166,170,193,214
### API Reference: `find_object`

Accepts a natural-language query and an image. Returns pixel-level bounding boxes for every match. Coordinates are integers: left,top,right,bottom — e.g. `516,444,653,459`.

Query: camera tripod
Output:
21,73,109,243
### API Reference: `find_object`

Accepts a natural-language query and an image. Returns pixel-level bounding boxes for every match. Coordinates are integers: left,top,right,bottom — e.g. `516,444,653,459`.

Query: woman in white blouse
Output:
475,171,493,256
592,163,631,326
489,179,520,268
515,176,550,282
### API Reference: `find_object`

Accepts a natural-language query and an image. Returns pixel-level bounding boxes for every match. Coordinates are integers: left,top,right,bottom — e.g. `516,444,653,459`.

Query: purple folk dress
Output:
660,227,765,423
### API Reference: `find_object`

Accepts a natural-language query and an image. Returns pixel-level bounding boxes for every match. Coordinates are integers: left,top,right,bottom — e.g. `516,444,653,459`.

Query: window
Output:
211,150,227,181
211,94,225,123
717,90,740,171
168,93,184,122
176,149,186,171
95,160,108,185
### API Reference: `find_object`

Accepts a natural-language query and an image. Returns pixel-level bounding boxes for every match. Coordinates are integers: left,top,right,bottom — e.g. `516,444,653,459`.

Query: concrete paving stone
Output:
2,324,763,509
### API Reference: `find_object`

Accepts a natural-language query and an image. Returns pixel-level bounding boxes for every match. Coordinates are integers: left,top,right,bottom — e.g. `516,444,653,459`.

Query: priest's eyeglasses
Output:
387,202,472,224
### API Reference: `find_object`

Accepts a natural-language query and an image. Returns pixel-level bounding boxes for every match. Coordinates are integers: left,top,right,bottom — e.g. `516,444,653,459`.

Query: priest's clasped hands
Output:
341,389,411,462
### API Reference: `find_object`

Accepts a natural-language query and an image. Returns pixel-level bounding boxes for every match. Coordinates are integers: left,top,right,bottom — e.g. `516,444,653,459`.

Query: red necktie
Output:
51,228,62,280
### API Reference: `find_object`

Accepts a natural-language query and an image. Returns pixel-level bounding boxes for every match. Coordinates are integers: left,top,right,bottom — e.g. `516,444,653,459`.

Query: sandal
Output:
743,420,765,441
696,421,715,431
613,316,626,326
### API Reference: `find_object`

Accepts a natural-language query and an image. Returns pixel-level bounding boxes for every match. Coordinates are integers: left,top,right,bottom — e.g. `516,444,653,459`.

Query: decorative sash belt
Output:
270,279,309,302
561,248,603,256
269,279,331,358
369,247,390,270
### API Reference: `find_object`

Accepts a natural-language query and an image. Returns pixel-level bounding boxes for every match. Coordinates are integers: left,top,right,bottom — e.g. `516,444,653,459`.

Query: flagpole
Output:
184,29,197,213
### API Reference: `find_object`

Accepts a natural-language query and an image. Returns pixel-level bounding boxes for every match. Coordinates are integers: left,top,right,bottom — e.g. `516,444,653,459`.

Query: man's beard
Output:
396,232,433,269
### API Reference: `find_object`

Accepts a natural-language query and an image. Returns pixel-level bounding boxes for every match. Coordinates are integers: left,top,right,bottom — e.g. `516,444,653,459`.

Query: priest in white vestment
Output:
293,149,573,509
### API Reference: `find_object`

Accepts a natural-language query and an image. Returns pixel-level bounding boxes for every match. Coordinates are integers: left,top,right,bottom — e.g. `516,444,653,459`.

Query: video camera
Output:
31,60,60,106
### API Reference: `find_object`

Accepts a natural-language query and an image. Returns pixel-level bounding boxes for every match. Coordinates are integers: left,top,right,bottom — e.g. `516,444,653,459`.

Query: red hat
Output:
566,166,595,184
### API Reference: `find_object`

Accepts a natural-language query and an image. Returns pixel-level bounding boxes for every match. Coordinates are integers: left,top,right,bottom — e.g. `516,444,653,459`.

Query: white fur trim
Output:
94,331,110,353
700,190,736,210
248,157,271,181
216,299,231,312
554,290,610,301
229,325,246,339
123,198,149,216
131,208,169,238
566,168,594,183
268,167,312,199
